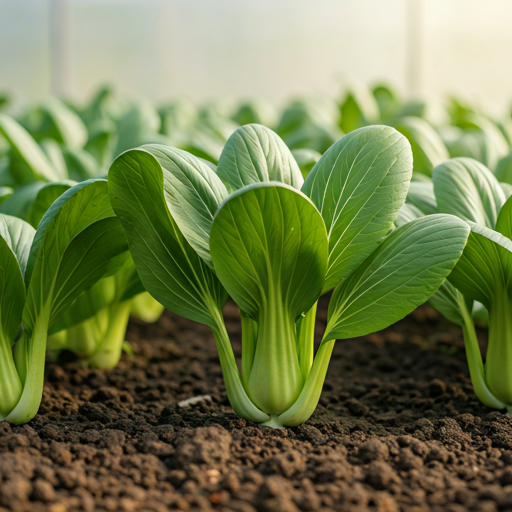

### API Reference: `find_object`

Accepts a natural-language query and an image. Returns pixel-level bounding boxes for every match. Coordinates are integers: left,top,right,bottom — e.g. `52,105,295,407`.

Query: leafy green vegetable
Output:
431,157,512,410
109,123,469,427
0,179,129,423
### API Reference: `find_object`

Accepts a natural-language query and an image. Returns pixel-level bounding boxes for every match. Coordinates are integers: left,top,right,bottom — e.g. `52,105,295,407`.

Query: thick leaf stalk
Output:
246,287,303,415
486,288,512,405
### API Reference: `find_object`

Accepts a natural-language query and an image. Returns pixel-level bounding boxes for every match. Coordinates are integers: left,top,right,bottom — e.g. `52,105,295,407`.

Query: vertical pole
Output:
406,0,423,98
49,0,69,97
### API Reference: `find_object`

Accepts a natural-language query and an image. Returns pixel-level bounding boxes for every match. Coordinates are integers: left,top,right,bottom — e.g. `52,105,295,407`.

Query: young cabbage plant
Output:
108,124,470,427
0,179,128,423
430,157,512,411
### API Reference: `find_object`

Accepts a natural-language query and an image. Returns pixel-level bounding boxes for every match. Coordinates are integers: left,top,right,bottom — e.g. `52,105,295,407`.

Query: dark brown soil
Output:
1,297,512,512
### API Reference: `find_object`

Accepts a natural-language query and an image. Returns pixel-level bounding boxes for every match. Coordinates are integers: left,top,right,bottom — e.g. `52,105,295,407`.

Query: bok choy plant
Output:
0,179,128,423
429,157,512,411
108,124,470,427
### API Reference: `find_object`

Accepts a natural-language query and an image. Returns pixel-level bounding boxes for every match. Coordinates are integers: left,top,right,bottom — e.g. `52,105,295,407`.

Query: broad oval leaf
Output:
448,222,512,309
108,148,226,328
210,183,328,321
324,214,470,341
140,144,228,265
433,157,505,228
0,114,60,182
302,125,413,292
216,124,303,192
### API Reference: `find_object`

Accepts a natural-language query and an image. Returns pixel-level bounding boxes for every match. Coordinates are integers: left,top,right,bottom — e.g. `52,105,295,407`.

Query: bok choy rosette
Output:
0,179,129,423
108,123,470,428
403,157,512,412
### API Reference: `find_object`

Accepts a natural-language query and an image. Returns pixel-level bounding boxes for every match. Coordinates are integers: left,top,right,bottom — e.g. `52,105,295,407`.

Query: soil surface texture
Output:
1,297,512,512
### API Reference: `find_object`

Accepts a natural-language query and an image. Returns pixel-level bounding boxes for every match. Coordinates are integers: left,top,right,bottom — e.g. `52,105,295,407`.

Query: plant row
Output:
0,85,512,426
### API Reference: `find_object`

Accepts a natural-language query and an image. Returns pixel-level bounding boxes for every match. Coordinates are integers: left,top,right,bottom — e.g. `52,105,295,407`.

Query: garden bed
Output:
1,297,511,512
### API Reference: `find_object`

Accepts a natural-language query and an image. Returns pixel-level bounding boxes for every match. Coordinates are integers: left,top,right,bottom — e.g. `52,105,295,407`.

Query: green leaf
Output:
501,182,512,200
25,180,77,228
49,276,116,335
39,99,88,149
0,187,13,205
395,116,449,176
282,123,340,154
232,99,277,127
0,215,33,416
0,213,36,276
324,214,470,341
108,148,227,328
40,139,68,179
433,157,505,229
302,125,413,292
496,195,512,240
427,280,465,326
395,202,424,227
448,222,512,309
23,179,124,333
84,120,117,169
216,124,303,192
291,148,321,178
339,85,379,133
141,144,228,265
210,183,328,321
0,114,60,182
0,215,35,343
496,152,512,185
406,180,437,215
46,219,129,327
0,182,46,219
114,104,160,157
63,148,99,181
